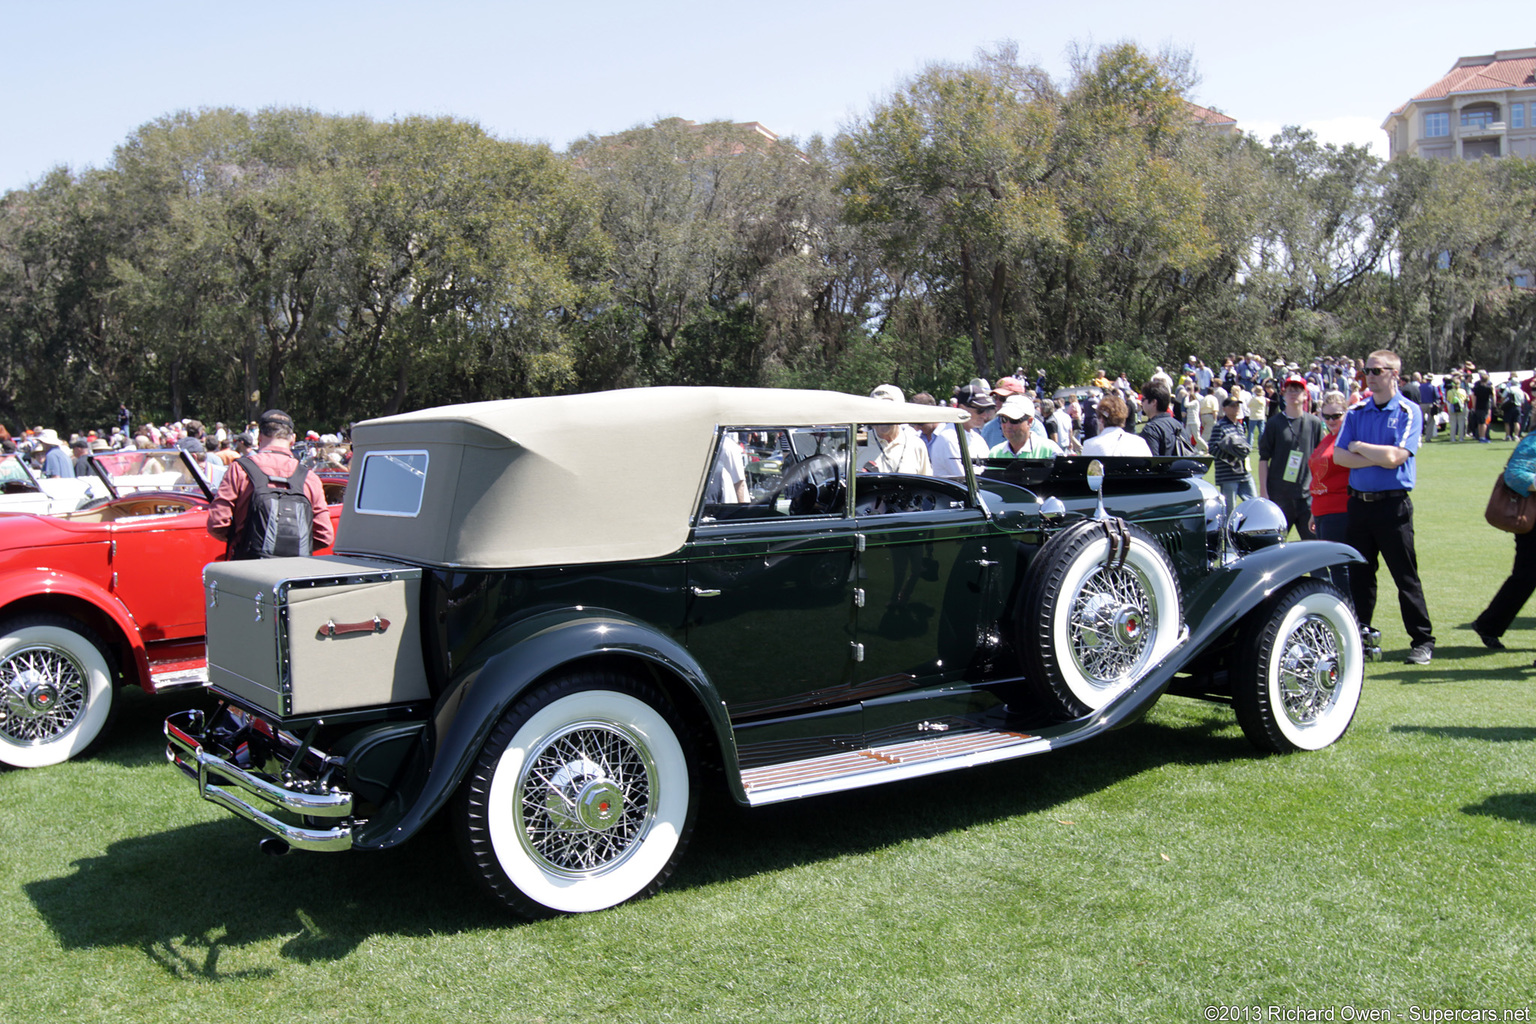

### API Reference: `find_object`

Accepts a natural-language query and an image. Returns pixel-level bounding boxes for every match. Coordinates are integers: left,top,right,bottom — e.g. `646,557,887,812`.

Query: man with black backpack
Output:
207,409,334,559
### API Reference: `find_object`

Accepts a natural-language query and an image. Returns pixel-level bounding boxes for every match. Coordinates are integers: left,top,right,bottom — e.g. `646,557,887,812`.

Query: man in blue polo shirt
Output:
1333,348,1435,664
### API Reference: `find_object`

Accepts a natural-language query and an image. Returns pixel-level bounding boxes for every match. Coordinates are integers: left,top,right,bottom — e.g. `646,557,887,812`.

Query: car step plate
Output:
741,728,1049,806
149,660,209,692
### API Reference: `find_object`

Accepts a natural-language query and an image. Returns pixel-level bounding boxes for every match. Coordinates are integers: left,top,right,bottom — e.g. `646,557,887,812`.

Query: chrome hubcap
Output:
1,646,87,742
517,722,654,876
1070,564,1157,685
1278,615,1342,725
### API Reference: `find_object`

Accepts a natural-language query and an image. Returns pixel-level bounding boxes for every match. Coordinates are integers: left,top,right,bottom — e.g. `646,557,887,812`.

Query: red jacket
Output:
207,442,335,551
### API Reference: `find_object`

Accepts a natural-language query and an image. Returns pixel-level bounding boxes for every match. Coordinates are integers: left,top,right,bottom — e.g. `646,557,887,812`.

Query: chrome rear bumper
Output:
165,708,354,852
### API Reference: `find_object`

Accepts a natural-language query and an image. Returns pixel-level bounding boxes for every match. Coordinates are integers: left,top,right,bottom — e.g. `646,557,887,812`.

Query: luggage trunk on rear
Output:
203,555,429,718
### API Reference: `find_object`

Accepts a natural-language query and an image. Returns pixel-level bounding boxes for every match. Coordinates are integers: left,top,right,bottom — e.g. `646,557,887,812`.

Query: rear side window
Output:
354,450,429,517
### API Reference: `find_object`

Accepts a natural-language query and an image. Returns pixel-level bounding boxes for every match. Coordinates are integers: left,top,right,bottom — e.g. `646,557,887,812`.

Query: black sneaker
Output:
1475,629,1506,650
1406,644,1434,665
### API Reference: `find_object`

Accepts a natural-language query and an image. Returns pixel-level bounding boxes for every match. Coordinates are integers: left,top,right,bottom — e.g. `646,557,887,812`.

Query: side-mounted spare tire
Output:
1017,518,1183,719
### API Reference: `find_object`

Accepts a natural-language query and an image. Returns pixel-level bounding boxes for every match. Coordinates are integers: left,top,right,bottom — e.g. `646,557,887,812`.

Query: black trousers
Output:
1346,492,1434,648
1274,496,1316,540
1474,528,1536,638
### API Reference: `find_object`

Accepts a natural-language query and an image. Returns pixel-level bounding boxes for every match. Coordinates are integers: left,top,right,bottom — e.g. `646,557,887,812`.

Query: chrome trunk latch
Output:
254,591,264,623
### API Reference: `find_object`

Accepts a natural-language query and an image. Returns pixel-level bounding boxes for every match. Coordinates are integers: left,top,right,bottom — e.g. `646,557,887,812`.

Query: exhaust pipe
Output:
259,837,292,857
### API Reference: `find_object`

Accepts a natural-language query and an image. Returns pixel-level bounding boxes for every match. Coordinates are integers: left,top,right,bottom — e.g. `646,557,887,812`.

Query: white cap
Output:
998,394,1036,420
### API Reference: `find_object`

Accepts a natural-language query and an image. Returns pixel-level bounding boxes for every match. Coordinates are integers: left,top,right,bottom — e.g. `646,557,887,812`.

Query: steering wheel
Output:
757,453,842,514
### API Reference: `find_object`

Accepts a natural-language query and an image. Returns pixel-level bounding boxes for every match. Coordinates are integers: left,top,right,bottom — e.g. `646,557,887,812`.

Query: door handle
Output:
691,587,722,598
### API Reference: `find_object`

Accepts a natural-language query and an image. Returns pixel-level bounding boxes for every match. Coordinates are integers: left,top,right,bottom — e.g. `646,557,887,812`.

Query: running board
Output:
741,728,1050,806
149,663,208,692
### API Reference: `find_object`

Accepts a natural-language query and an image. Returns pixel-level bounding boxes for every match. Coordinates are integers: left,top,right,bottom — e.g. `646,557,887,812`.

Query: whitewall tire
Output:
1234,579,1363,753
457,671,695,917
0,616,118,768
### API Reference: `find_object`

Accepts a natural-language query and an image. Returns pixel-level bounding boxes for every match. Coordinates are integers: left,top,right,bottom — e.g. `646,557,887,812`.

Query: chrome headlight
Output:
1227,497,1288,552
1192,479,1233,566
1193,478,1224,535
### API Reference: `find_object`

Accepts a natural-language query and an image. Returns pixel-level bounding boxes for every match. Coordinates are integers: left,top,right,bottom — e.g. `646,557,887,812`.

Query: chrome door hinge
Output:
853,588,865,608
850,642,864,662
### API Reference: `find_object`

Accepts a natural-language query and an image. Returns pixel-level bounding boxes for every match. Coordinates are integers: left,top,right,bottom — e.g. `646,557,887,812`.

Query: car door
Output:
109,509,226,641
850,456,995,697
685,426,859,729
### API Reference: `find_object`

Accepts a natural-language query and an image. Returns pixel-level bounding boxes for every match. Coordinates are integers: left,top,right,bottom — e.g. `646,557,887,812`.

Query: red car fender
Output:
0,566,151,688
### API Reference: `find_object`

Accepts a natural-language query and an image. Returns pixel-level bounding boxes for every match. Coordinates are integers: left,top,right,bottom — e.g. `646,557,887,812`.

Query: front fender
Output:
356,607,734,849
1180,541,1362,656
1036,540,1363,749
0,567,148,686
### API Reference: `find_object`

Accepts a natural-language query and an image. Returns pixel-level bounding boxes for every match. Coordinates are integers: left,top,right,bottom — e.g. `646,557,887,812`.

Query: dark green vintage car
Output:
166,387,1373,917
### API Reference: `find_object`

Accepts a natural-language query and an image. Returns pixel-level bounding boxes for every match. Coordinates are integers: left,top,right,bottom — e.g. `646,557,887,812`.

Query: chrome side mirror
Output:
1086,459,1107,520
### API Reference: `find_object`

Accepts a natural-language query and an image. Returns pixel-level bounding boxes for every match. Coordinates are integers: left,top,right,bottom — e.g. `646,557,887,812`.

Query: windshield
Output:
0,453,40,491
86,450,213,500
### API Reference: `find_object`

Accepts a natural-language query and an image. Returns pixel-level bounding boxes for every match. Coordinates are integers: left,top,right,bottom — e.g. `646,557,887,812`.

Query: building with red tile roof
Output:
1382,46,1536,160
1185,101,1239,135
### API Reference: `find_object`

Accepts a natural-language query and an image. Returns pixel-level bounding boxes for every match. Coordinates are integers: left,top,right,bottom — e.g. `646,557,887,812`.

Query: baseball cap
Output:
998,394,1036,421
869,384,905,403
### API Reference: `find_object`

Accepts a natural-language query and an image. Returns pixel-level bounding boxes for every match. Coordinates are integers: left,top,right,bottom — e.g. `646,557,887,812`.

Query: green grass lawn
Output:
4,438,1535,1023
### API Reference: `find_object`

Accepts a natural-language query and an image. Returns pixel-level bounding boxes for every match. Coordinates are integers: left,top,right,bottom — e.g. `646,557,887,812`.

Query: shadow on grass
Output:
668,709,1254,897
1462,792,1536,826
1370,658,1536,685
24,815,497,977
1391,724,1536,742
23,703,1259,969
87,685,217,769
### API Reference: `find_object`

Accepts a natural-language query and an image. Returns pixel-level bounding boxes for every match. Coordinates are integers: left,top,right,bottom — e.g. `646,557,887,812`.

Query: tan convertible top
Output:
336,386,968,570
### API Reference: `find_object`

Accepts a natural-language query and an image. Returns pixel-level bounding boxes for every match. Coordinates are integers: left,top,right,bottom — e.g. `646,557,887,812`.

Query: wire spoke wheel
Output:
458,672,696,917
1019,519,1182,719
1068,562,1157,686
517,721,656,877
0,616,117,768
1,642,90,743
1276,615,1343,726
1235,580,1362,753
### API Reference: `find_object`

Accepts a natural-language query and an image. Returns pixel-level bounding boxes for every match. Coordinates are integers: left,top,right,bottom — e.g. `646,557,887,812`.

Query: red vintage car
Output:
0,449,343,767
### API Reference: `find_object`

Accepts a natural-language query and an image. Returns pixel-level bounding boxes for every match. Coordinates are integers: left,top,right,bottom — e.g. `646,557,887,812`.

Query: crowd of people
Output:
863,349,1536,667
0,404,350,489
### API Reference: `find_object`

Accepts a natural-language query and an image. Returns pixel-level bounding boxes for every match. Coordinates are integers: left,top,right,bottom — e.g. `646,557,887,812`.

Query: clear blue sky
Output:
1,0,1527,192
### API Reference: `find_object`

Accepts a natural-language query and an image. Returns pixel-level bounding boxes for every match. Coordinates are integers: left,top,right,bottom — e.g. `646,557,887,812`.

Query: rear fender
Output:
355,607,734,849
